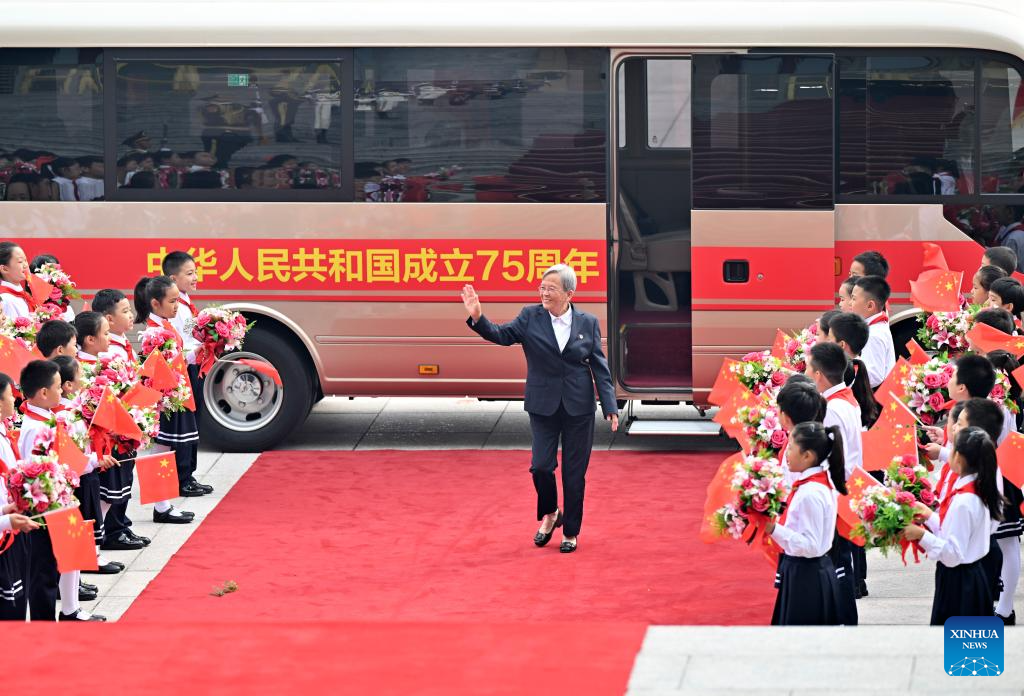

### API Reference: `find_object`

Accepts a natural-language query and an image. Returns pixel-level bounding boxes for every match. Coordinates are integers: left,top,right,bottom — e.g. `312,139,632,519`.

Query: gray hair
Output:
542,263,577,293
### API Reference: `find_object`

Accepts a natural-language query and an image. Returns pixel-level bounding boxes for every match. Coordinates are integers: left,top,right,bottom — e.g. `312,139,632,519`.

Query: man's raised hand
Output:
461,284,482,322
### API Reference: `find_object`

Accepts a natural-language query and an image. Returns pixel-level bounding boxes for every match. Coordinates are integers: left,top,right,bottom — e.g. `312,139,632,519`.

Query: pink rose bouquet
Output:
79,354,159,451
0,314,40,350
901,356,954,425
5,452,78,515
733,401,788,458
712,454,789,539
33,262,79,310
730,351,791,398
883,455,937,510
190,307,252,377
915,307,974,354
851,484,922,562
991,370,1019,415
781,322,820,373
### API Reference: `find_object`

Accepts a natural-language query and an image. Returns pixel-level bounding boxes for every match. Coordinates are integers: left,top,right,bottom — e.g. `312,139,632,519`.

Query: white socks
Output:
996,537,1021,618
154,501,172,513
58,571,80,614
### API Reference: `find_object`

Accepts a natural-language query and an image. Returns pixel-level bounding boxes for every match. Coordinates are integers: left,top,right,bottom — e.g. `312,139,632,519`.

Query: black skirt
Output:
155,409,199,448
828,533,859,626
981,536,1004,599
931,559,994,626
772,554,841,626
994,478,1023,539
73,471,103,545
98,449,136,504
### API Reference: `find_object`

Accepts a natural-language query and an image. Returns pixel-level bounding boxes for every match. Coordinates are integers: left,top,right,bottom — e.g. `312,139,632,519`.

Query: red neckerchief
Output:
0,283,38,312
77,353,97,365
779,470,831,526
110,335,137,362
52,404,67,413
18,403,51,422
868,314,889,326
147,316,183,348
826,386,858,407
178,296,197,318
936,463,958,502
939,481,977,524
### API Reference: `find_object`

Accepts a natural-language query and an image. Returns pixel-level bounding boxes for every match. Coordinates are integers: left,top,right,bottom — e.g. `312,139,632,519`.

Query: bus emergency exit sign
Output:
228,74,249,87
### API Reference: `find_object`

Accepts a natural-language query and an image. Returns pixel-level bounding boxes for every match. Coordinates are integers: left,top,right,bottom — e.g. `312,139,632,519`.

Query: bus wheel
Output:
200,326,314,452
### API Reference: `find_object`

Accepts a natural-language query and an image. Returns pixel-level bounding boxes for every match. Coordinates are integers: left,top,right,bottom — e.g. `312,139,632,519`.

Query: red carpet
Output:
126,450,775,625
10,621,645,695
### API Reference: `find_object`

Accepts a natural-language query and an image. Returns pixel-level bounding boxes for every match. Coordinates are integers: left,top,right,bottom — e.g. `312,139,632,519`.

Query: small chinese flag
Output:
713,385,756,442
140,351,180,391
169,352,196,411
862,399,918,471
904,339,929,366
874,358,912,409
0,335,40,379
135,451,180,505
237,359,283,387
836,466,875,546
965,322,1024,357
909,269,962,313
55,421,89,477
708,358,741,406
921,242,949,272
45,506,98,573
91,387,144,441
770,329,788,361
1013,364,1024,392
27,274,54,306
121,382,162,411
997,431,1024,489
699,452,743,543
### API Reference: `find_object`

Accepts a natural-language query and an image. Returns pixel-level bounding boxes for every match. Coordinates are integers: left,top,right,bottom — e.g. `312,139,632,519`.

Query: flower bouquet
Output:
901,356,954,425
731,351,791,398
137,327,192,413
733,401,788,458
189,307,252,377
79,354,159,452
5,452,79,516
33,262,79,310
781,322,820,373
711,454,789,540
33,302,65,324
883,455,937,509
0,314,40,350
916,307,975,354
991,370,1019,416
851,484,922,562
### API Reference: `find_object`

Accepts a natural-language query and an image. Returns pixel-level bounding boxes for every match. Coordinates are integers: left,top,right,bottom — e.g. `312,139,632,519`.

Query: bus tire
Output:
199,324,314,452
891,316,924,360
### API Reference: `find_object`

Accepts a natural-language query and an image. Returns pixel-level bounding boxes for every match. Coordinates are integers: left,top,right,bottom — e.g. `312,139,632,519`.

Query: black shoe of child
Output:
83,561,124,575
101,532,146,551
78,587,98,602
179,481,207,497
80,581,98,593
126,530,151,546
58,609,107,622
154,507,195,524
997,610,1016,625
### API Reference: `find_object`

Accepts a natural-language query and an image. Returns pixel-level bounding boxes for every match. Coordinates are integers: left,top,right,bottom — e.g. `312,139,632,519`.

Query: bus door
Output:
689,53,837,402
612,56,695,396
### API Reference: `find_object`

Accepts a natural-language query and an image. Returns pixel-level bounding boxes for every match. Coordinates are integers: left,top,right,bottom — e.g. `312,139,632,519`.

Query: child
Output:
0,242,36,318
849,251,889,279
133,276,196,524
765,421,846,625
818,309,841,337
72,311,110,365
36,320,78,359
163,251,213,497
972,265,1008,306
903,427,1005,625
825,312,880,428
849,275,895,388
972,307,1016,339
837,277,857,312
17,360,106,621
92,289,149,551
983,246,1018,278
988,277,1024,327
0,371,39,620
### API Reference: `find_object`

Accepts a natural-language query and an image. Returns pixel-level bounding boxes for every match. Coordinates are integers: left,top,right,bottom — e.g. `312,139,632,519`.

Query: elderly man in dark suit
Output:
462,264,618,553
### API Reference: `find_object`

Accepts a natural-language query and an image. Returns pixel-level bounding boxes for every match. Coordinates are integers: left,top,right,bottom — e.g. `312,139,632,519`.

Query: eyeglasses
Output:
538,285,564,295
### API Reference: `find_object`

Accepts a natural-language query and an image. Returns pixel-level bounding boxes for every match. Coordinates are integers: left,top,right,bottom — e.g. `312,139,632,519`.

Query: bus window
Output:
0,49,103,202
353,48,607,203
691,54,833,209
114,59,343,192
646,59,691,149
838,54,975,196
981,59,1024,195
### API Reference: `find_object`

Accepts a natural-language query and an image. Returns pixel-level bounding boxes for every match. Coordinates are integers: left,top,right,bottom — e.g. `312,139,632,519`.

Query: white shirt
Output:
56,397,97,474
0,422,17,534
999,404,1014,446
0,280,32,320
107,333,134,362
920,473,991,566
52,176,78,202
769,466,837,558
822,383,863,478
76,176,104,201
18,404,54,461
863,313,896,388
172,293,201,364
549,306,572,353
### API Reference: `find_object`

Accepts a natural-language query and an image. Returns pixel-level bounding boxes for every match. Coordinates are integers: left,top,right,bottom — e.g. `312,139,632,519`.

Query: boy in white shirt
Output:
849,275,895,389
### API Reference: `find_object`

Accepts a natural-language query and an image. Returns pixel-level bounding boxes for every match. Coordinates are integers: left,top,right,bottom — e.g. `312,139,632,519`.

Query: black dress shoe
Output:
997,610,1016,625
83,561,124,575
857,580,869,598
154,508,195,524
80,581,98,593
189,478,214,494
559,539,578,554
101,532,146,551
78,587,98,602
533,510,563,547
179,481,207,497
125,530,151,546
58,609,107,622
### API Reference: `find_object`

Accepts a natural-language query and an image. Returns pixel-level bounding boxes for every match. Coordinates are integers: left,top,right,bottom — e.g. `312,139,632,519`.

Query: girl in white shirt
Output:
904,427,1006,626
0,242,37,320
765,421,846,625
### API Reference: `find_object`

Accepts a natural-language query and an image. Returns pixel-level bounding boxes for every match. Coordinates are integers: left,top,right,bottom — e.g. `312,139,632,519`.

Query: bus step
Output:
625,419,723,436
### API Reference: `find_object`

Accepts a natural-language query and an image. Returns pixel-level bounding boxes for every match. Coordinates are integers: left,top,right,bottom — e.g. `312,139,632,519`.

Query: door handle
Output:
723,260,749,283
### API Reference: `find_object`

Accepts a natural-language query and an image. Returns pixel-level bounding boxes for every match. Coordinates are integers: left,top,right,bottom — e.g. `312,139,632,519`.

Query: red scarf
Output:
77,354,97,366
939,481,977,524
147,316,183,348
936,463,959,502
868,314,889,327
0,283,38,312
826,386,858,407
779,470,831,526
110,335,137,362
18,403,51,422
178,296,197,318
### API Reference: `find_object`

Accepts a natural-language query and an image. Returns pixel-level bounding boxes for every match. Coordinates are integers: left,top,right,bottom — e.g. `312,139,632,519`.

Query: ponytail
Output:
790,421,848,495
847,358,880,428
133,276,151,323
953,426,1005,521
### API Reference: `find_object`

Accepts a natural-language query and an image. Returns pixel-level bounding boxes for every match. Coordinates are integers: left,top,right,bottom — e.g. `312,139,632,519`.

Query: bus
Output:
1,1,1023,449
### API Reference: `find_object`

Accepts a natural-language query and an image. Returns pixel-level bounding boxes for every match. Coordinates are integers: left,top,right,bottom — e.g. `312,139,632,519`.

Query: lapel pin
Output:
578,334,584,340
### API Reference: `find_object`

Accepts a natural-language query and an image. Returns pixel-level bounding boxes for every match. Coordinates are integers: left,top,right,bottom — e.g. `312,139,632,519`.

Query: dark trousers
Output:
0,532,30,620
529,403,595,538
27,529,59,621
175,441,199,487
853,544,867,585
187,364,204,484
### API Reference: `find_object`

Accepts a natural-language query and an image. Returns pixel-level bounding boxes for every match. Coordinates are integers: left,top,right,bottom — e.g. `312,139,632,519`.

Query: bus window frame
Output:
103,48,354,203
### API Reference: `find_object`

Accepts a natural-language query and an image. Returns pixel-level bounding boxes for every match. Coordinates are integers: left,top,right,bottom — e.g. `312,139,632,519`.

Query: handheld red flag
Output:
997,431,1024,490
169,352,196,411
861,399,918,471
140,350,180,391
921,242,949,272
965,322,1024,357
121,382,162,411
874,358,912,409
713,386,756,443
909,269,963,313
699,452,743,543
91,387,144,441
45,506,99,573
836,466,875,546
0,335,40,379
708,358,741,407
237,359,283,387
770,329,788,361
904,339,929,366
135,451,180,505
27,274,54,306
55,421,89,477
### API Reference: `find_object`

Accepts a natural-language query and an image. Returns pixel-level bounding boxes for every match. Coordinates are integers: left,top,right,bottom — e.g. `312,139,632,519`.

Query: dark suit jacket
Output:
467,304,618,417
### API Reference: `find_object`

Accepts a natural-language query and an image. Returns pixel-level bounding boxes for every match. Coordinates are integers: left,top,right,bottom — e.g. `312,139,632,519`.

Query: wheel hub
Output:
227,370,264,410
